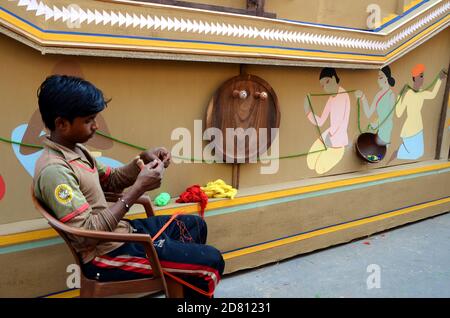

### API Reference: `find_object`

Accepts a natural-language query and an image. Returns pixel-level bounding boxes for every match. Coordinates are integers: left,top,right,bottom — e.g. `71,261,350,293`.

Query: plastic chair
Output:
31,187,183,298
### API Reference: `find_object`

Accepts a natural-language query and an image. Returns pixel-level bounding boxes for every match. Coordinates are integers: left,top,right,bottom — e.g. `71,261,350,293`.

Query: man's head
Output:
411,64,425,90
319,68,340,94
37,75,108,143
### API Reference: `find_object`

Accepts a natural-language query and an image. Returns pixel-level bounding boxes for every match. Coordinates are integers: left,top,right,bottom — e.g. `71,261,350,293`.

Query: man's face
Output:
60,114,99,144
320,76,337,94
413,73,424,89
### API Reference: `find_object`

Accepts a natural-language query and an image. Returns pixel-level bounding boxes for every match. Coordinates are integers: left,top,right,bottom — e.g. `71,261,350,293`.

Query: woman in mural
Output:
354,66,396,146
304,68,350,175
12,59,120,177
389,64,447,161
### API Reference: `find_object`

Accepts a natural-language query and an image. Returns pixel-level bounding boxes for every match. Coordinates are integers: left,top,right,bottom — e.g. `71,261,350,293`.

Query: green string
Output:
0,91,343,162
94,94,339,162
310,89,356,97
94,130,146,151
356,72,443,134
8,76,442,163
0,136,44,149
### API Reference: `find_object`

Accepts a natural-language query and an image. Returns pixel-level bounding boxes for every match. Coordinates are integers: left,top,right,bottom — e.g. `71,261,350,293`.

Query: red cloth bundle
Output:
176,185,208,218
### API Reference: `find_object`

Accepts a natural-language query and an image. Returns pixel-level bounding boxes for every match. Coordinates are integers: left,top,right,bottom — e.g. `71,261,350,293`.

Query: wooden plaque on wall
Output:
206,74,280,163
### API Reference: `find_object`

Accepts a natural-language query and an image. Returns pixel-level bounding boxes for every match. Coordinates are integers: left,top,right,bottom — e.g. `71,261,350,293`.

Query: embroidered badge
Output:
54,184,73,204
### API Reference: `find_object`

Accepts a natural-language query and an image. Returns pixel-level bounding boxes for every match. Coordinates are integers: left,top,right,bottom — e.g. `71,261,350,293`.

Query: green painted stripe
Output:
0,237,63,255
206,167,450,217
1,166,449,255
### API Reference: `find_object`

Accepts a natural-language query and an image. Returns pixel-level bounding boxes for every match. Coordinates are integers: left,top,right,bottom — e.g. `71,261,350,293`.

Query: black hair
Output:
37,75,109,130
381,66,395,87
319,67,340,84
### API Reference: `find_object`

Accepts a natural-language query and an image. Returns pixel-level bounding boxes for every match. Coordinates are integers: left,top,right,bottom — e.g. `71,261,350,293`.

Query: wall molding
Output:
0,0,448,67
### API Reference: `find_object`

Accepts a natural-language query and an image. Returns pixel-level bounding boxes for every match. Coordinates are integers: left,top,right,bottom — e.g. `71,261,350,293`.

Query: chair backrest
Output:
30,186,181,298
30,187,86,268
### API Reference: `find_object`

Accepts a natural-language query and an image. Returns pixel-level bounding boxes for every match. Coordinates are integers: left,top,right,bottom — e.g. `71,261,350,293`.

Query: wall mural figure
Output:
355,66,396,146
388,64,447,162
304,68,350,174
11,59,122,177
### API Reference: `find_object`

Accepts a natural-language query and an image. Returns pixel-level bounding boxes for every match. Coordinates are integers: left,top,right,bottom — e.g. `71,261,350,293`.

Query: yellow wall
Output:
266,0,400,28
0,28,448,224
179,0,405,29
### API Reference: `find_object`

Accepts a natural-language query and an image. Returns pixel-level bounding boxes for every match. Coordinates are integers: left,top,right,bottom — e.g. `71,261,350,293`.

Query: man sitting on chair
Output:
33,75,224,298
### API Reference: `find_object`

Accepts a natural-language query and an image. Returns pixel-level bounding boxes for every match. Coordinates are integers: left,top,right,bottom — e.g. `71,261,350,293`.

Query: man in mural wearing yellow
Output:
304,68,350,174
33,75,224,298
393,64,447,160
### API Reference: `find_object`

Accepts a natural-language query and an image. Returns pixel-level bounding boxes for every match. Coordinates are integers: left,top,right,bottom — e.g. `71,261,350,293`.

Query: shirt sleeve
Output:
307,99,332,127
35,164,118,231
96,157,141,193
396,91,408,118
421,78,442,100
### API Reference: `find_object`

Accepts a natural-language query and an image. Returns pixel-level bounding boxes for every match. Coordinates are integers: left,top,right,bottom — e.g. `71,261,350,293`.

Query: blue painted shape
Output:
96,156,123,168
11,124,44,177
11,124,124,177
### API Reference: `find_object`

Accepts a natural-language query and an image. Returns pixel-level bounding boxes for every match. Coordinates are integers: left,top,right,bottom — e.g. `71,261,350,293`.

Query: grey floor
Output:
214,212,450,298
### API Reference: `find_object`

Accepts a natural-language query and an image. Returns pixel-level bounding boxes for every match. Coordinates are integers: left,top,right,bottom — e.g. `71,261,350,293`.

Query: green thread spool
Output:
154,192,171,207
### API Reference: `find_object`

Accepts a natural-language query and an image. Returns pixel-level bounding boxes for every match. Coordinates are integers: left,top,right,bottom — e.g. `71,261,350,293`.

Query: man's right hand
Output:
134,159,164,192
354,90,364,99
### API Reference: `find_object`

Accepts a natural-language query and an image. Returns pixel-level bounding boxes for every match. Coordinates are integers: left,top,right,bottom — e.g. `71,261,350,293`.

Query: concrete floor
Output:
214,212,450,298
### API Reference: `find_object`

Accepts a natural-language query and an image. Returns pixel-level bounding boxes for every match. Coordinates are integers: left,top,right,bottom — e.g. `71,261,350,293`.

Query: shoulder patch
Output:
54,184,73,204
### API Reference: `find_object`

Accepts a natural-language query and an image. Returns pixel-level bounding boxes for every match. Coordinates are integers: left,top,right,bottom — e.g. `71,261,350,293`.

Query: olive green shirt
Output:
33,137,141,264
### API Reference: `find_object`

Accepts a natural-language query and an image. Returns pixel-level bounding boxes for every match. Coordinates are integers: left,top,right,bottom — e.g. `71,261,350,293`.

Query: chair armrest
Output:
104,192,155,217
55,221,153,243
31,186,164,278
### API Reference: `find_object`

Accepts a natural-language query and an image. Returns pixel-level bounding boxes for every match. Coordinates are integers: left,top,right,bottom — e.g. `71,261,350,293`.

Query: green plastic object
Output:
154,192,171,207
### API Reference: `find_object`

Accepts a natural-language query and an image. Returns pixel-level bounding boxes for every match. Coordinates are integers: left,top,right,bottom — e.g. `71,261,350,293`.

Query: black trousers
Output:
83,215,225,297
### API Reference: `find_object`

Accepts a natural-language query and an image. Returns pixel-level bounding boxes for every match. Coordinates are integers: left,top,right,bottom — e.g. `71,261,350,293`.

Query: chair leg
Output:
79,277,96,298
79,287,95,298
165,276,184,298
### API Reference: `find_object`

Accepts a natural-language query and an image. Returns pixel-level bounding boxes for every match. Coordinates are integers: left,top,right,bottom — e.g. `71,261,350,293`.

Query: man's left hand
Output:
140,147,171,168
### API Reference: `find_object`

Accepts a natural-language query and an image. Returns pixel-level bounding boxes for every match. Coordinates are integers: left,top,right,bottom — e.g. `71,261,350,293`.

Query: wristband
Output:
118,198,130,211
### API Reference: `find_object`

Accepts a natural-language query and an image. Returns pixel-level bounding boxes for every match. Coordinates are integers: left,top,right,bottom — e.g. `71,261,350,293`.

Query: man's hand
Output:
354,90,364,99
134,159,164,192
140,147,171,168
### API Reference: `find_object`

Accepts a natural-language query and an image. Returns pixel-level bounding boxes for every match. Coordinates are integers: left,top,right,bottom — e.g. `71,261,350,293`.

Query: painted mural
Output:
11,59,123,177
355,66,397,146
304,68,350,175
388,65,447,162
